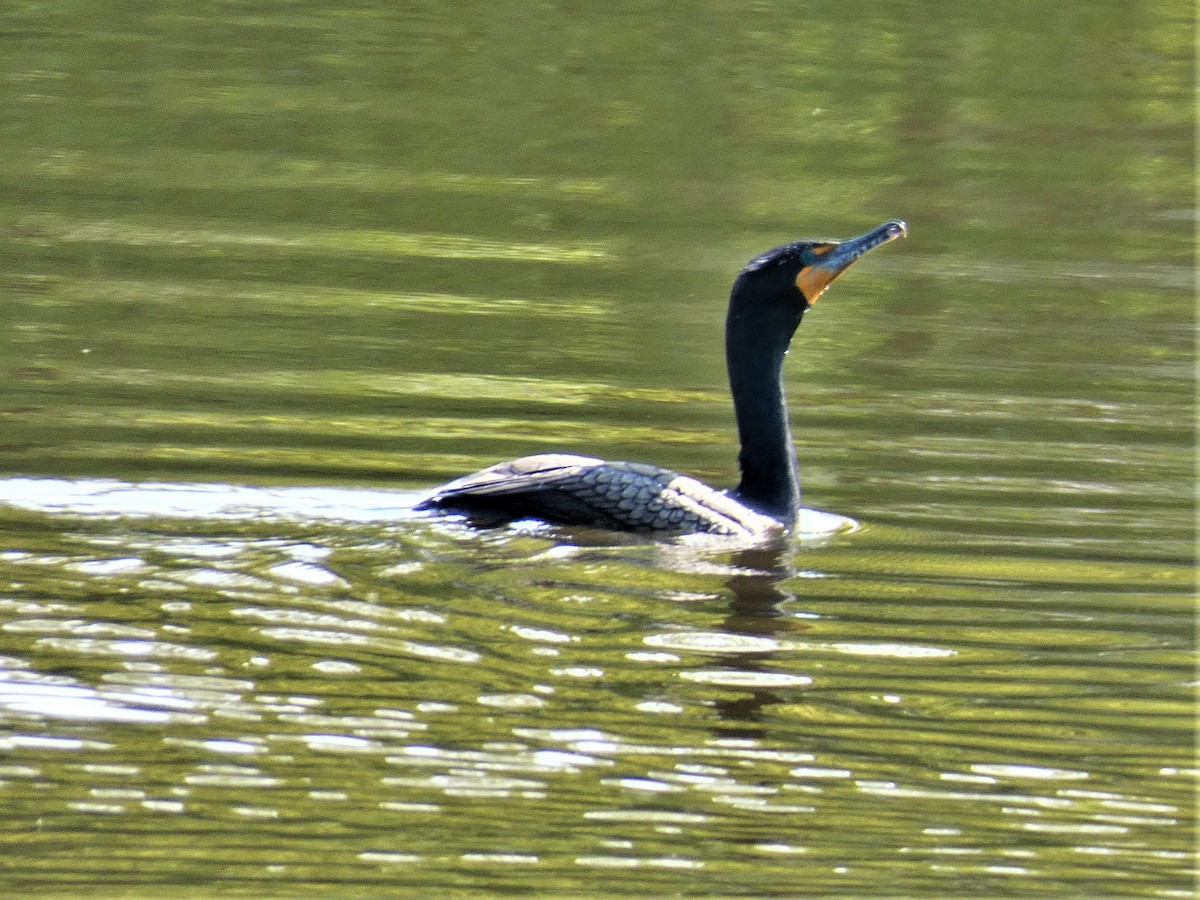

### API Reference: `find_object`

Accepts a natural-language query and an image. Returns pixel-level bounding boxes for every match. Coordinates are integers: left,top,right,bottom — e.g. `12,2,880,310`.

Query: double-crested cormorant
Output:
418,220,907,538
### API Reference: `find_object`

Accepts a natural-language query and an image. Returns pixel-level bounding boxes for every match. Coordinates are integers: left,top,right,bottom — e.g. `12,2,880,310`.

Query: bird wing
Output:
422,453,781,537
425,453,608,499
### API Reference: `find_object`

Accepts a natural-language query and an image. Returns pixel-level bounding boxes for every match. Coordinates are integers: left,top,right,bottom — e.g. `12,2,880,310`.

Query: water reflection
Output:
0,477,423,523
0,487,1192,894
710,542,812,739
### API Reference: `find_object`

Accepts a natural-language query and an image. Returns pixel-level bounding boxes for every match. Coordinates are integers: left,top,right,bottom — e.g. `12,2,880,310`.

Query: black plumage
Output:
418,220,907,539
420,454,778,535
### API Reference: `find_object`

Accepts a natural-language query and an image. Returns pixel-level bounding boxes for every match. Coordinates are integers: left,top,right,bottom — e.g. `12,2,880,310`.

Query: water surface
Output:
0,1,1194,896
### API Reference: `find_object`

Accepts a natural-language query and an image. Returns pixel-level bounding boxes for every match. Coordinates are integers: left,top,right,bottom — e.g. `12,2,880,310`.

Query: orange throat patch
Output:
795,265,841,304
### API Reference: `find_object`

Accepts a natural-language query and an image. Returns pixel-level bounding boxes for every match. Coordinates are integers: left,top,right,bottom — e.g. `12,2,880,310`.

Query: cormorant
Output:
418,220,907,538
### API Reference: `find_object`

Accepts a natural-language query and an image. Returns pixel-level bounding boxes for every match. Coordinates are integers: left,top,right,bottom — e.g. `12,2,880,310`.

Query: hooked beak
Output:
796,219,907,304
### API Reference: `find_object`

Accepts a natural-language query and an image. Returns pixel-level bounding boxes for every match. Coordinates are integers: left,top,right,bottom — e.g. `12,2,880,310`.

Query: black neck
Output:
725,303,802,525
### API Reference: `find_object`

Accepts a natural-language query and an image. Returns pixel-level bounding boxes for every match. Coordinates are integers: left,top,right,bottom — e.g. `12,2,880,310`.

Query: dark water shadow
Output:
709,540,821,740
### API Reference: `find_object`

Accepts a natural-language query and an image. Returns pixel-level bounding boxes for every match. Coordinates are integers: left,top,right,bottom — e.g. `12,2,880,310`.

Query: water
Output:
0,2,1194,896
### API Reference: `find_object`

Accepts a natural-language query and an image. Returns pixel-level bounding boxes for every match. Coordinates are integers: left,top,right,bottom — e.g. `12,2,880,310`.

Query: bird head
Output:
735,219,908,312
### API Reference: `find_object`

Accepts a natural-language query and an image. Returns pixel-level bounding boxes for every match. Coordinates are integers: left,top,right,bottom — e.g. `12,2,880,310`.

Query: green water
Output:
0,1,1194,896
